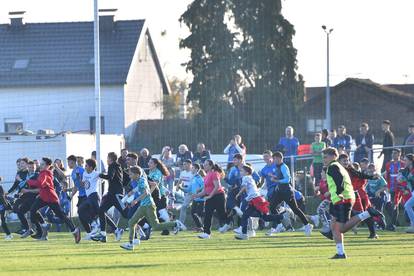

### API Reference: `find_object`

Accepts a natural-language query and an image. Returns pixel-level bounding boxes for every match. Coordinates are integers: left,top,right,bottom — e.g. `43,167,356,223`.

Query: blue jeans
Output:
404,192,414,226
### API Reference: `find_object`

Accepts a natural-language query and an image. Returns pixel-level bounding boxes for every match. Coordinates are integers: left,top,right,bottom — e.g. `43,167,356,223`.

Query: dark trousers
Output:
0,209,10,235
269,184,309,227
370,195,385,212
241,205,282,234
30,197,75,232
98,193,128,232
381,153,392,172
79,193,100,233
203,193,227,235
13,193,45,233
191,201,204,228
313,162,323,185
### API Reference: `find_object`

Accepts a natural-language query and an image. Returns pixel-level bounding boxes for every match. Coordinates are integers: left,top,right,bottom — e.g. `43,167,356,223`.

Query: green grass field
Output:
0,229,413,275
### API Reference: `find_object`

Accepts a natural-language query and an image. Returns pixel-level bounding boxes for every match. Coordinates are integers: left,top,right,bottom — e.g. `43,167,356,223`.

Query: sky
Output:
0,0,413,87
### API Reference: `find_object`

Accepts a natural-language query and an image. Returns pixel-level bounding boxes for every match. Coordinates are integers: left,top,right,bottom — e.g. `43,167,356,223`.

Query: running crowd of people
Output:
0,121,413,259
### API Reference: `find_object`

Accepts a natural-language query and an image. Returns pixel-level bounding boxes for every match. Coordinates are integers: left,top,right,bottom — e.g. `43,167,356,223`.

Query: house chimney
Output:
9,11,26,29
99,9,117,32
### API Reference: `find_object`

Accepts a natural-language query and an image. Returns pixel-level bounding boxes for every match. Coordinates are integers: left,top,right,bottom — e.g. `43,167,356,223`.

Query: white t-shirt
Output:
82,170,100,197
242,175,260,201
179,170,193,193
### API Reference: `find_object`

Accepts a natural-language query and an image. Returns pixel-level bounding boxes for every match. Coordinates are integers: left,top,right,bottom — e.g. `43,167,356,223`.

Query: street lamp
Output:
322,25,333,131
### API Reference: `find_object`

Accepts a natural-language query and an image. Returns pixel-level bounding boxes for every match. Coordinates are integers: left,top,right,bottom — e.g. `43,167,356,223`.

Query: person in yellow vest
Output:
322,147,384,259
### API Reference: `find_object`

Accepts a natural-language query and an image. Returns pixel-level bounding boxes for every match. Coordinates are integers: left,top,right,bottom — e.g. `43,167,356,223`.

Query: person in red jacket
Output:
23,157,80,243
338,154,382,239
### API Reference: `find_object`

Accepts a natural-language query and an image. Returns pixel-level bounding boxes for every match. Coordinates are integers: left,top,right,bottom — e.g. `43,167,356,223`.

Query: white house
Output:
0,10,170,143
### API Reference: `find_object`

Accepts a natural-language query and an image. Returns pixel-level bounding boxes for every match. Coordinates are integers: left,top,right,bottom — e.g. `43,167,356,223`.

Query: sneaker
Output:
386,224,396,232
132,239,141,246
218,224,231,233
247,230,256,237
352,227,358,235
72,227,81,244
16,228,26,235
368,233,379,239
235,233,249,240
91,233,107,243
286,226,295,232
311,215,320,227
198,232,211,239
176,220,187,231
320,230,333,240
31,231,42,239
405,226,414,233
83,233,93,241
115,228,124,242
367,207,385,220
40,224,49,240
233,206,244,217
304,224,313,236
331,253,347,259
37,236,48,241
266,228,278,236
5,234,13,241
120,242,134,251
20,229,34,239
233,226,242,235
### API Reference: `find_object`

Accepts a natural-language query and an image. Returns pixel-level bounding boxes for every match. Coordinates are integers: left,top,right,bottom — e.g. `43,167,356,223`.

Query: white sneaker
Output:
133,239,141,246
304,223,314,236
233,206,244,217
233,226,242,235
198,232,211,239
175,220,187,231
247,230,256,237
311,215,320,227
218,224,231,233
266,228,278,236
83,233,93,241
115,228,124,242
120,242,134,251
5,234,13,241
235,233,249,240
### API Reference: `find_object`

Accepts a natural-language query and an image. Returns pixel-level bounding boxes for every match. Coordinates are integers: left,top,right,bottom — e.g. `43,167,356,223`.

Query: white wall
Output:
124,30,164,139
0,85,125,135
0,133,124,191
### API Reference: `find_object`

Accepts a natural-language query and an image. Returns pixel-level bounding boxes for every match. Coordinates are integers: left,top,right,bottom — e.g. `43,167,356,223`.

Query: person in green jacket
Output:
322,147,384,259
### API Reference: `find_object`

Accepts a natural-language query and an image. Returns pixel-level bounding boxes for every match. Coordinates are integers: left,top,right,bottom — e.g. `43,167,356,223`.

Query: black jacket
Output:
99,162,123,195
8,169,29,194
382,130,395,155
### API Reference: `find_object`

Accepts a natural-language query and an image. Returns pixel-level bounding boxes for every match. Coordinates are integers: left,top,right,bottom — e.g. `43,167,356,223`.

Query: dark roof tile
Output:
0,20,145,86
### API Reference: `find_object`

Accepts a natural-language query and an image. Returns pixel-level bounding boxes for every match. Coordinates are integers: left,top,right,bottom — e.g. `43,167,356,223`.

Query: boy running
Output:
78,159,101,240
322,148,384,259
235,165,284,240
120,166,186,251
26,157,80,242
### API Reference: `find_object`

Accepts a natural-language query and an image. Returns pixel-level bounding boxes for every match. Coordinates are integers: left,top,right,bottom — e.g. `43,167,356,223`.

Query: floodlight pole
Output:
322,25,333,130
93,0,102,192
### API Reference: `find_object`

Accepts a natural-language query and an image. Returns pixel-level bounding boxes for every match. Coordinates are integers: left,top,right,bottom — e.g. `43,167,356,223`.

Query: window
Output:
89,116,105,134
13,59,29,69
4,118,23,133
307,119,325,133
